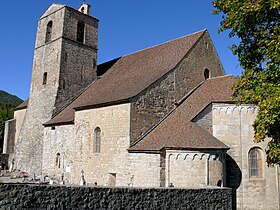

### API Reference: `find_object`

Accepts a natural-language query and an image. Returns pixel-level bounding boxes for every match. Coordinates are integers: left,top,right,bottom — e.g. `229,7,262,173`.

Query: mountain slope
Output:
0,90,23,107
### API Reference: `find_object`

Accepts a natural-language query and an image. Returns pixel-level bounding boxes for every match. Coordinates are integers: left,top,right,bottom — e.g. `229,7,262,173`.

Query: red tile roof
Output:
45,30,206,126
129,75,238,151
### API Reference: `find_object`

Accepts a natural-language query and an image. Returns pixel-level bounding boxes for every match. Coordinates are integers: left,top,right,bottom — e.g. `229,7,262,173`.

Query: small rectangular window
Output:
43,72,48,85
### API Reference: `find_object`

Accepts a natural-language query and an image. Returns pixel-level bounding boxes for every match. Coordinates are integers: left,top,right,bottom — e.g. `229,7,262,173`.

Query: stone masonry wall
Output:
3,119,16,154
192,104,212,134
71,103,132,186
165,150,225,188
42,103,162,188
130,32,225,145
14,5,98,175
13,109,26,148
0,184,233,210
14,6,66,174
130,72,176,145
127,153,161,187
54,7,98,115
212,104,279,210
174,32,225,102
42,125,75,183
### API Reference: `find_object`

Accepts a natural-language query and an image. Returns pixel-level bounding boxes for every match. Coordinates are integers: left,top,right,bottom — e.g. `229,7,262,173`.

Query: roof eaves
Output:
73,98,131,111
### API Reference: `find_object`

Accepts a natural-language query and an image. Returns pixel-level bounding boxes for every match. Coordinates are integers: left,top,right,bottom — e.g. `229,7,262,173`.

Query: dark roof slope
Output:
129,75,238,151
45,30,206,126
14,99,28,111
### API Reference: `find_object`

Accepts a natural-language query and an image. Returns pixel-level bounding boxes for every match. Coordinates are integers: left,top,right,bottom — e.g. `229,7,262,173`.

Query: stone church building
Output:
3,2,279,209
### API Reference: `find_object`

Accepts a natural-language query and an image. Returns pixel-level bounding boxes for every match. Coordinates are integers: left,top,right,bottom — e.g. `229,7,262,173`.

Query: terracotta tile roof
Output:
14,99,29,111
129,75,238,151
45,30,206,126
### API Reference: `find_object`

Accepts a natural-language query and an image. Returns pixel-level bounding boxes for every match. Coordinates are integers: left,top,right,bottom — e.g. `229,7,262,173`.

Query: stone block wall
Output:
212,104,280,210
165,150,225,188
42,125,75,183
14,4,99,175
130,72,176,145
0,184,233,210
127,153,161,187
3,119,16,154
130,32,225,145
71,103,132,186
174,32,225,102
192,104,212,134
13,109,26,147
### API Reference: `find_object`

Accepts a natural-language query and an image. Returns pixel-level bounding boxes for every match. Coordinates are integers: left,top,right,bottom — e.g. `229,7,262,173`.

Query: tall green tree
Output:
212,0,280,165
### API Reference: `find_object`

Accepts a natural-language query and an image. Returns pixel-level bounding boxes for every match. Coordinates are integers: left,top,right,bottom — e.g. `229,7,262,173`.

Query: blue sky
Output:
0,0,242,100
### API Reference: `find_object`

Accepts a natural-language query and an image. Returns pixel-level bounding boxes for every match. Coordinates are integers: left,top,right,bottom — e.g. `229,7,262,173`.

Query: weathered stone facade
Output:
73,103,131,186
130,33,225,145
3,3,279,210
130,72,176,145
42,125,74,182
165,150,226,188
192,104,212,134
13,4,98,174
3,119,16,154
174,33,224,102
212,104,280,210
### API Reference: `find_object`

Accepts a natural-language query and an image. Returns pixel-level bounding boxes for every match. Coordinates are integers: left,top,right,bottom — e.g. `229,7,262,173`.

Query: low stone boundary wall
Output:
0,184,232,209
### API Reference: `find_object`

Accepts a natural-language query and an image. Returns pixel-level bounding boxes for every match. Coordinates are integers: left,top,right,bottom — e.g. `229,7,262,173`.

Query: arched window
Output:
249,147,262,178
56,153,61,168
77,21,85,43
93,127,101,153
43,72,48,85
81,7,85,13
204,68,210,80
45,21,53,43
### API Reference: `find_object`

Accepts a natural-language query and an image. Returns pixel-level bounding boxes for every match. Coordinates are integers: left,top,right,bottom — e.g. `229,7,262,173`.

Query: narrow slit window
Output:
77,21,85,43
45,21,53,43
93,127,101,153
43,72,48,85
56,153,61,168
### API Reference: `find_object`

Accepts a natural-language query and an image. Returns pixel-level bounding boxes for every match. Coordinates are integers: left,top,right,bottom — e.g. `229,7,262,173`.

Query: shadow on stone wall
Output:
226,154,242,210
0,184,233,209
0,154,9,170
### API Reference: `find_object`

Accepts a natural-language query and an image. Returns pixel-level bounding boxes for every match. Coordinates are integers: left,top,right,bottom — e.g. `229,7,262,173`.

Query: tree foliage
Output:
212,0,280,165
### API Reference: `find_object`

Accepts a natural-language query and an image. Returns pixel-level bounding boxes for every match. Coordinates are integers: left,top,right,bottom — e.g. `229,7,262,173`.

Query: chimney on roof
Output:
78,1,91,15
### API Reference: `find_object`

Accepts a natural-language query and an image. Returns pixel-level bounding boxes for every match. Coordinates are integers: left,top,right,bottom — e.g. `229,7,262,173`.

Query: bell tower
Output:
78,1,91,15
14,3,99,173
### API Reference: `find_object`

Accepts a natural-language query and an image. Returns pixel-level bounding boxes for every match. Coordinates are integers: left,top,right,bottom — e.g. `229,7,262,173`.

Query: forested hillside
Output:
0,90,23,152
0,90,23,106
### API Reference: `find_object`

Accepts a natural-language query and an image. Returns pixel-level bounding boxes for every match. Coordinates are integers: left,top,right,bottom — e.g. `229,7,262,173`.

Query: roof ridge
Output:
119,29,207,59
207,74,236,80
